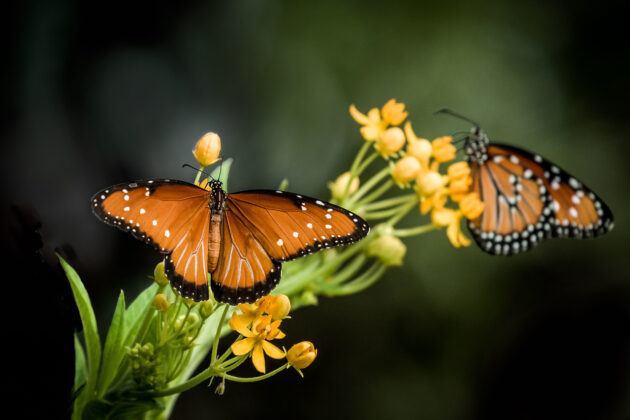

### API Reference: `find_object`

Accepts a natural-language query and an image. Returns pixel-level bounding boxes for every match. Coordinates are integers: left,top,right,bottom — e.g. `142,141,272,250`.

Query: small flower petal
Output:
381,99,408,125
252,343,266,373
262,340,286,359
287,342,318,369
193,132,221,167
431,136,456,162
392,156,421,186
231,337,256,355
229,312,254,337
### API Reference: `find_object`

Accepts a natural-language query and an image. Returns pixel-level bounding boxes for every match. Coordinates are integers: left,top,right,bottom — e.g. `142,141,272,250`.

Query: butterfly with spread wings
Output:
461,125,614,255
91,179,369,304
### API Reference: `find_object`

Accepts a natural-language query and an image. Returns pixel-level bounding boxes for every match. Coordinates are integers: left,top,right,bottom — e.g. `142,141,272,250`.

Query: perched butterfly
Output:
91,179,369,304
460,123,613,255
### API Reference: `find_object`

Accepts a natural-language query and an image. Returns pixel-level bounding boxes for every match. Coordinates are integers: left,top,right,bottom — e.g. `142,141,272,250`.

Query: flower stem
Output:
211,304,229,363
361,194,416,211
353,179,394,208
348,166,390,206
193,165,206,186
222,364,289,382
392,223,438,237
385,196,419,227
324,262,386,296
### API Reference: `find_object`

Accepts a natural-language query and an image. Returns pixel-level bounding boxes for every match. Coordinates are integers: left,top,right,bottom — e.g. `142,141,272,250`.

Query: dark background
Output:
5,1,630,419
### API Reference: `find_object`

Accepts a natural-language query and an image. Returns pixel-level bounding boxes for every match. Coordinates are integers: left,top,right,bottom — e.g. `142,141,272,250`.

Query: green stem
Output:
363,205,411,220
223,364,289,383
354,151,379,176
342,142,371,202
353,179,394,208
361,194,416,211
392,223,438,237
324,262,386,296
385,196,419,227
193,165,206,186
348,166,390,206
319,254,366,289
211,304,230,363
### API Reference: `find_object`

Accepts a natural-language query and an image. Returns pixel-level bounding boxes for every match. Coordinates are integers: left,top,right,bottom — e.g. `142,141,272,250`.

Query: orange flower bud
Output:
459,193,485,220
261,294,291,320
431,136,456,162
375,127,405,157
447,162,471,180
381,99,408,126
415,171,446,197
392,156,421,185
193,132,221,167
287,341,318,370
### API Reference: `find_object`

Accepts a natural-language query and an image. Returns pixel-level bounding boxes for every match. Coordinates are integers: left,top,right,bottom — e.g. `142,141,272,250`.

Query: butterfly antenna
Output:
182,164,212,179
435,108,480,127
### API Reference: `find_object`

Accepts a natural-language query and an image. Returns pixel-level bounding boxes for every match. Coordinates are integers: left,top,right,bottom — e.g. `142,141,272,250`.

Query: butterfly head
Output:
464,126,489,165
209,180,227,213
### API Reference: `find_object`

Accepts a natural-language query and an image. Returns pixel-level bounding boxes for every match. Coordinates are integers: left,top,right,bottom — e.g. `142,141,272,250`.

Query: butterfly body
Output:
91,178,369,304
463,127,613,255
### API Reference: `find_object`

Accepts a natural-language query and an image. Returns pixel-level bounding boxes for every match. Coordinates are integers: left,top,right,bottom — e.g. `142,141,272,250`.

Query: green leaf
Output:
73,333,87,417
83,397,163,420
210,158,232,192
124,283,158,346
97,291,126,396
59,255,101,412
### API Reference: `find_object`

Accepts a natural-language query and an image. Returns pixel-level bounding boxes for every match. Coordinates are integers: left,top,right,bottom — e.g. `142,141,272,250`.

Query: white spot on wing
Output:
165,230,170,238
277,239,284,246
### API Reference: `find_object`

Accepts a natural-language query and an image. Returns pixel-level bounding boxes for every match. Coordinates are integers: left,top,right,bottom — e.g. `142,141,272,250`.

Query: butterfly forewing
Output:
226,190,370,261
92,179,212,299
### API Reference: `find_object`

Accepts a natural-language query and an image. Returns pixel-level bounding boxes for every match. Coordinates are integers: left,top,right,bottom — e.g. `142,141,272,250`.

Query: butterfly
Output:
461,124,614,255
91,179,369,304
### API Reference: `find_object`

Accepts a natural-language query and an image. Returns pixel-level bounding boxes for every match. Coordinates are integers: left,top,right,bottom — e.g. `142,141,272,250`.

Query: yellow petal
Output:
231,337,256,355
252,343,266,373
366,107,381,123
458,230,471,247
381,99,408,125
446,221,462,247
228,312,254,337
360,125,380,141
349,104,371,125
432,207,456,226
262,340,286,359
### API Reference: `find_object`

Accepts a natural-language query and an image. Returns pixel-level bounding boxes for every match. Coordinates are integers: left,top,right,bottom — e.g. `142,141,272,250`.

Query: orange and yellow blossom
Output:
229,313,286,373
349,99,407,142
431,192,485,248
193,132,221,167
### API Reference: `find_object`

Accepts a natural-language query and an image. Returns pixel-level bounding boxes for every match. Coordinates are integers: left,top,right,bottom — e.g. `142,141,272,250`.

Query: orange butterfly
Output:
463,125,614,255
92,179,369,304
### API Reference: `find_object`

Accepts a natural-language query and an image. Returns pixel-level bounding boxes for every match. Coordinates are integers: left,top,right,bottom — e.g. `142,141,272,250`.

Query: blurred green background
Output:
6,0,630,419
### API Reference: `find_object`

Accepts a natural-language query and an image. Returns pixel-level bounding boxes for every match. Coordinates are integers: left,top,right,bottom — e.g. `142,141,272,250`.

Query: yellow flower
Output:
431,136,456,162
391,156,421,186
459,192,485,220
349,105,387,141
287,341,318,373
381,99,408,126
431,208,470,247
404,122,432,168
329,171,360,201
258,294,291,320
234,301,263,326
193,132,221,167
229,313,286,373
375,127,405,157
447,161,470,180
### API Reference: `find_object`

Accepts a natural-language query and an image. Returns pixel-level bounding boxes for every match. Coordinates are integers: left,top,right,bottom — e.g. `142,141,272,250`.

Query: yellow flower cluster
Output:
350,99,485,248
229,295,316,374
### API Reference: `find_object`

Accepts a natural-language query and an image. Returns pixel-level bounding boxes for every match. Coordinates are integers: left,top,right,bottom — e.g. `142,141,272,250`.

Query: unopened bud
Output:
375,127,405,157
287,341,318,370
153,294,170,312
154,262,169,287
329,172,360,201
193,132,221,167
365,234,406,266
391,156,421,185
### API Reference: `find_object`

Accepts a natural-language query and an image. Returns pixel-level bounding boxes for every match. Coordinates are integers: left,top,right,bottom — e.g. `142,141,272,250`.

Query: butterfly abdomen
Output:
208,213,222,272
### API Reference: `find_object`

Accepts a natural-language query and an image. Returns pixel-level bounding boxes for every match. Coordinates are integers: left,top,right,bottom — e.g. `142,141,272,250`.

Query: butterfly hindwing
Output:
210,208,282,305
92,179,212,299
